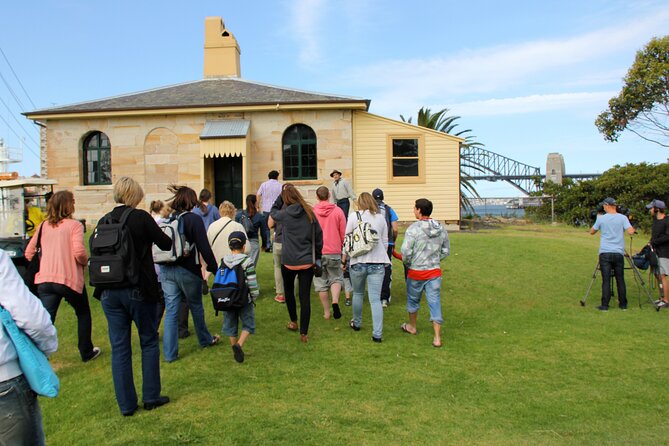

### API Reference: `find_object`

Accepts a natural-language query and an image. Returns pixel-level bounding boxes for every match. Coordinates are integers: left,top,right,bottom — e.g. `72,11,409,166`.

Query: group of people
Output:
0,169,450,437
590,197,669,310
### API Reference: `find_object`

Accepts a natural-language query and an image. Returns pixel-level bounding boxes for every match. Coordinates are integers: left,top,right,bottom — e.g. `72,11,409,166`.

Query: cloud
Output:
447,92,617,117
341,6,669,116
290,0,328,66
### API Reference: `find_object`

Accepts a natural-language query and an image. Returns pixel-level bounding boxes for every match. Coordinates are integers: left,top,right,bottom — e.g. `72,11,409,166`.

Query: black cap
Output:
228,231,247,248
600,197,617,206
372,188,384,200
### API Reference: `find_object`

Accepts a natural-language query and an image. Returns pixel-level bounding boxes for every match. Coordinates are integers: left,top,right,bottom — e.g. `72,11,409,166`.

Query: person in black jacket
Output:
648,199,669,307
160,185,220,362
270,184,323,343
98,176,172,416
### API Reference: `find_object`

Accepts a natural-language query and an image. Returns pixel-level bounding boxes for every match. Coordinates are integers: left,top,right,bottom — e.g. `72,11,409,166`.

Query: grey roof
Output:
200,120,250,139
25,78,370,116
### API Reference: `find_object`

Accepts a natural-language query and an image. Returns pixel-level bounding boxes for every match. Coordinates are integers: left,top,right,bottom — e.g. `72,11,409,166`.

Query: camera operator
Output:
589,197,635,311
647,199,669,307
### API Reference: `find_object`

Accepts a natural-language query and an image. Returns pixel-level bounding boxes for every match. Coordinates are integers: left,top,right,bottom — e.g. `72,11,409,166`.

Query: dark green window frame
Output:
282,124,317,180
83,132,111,185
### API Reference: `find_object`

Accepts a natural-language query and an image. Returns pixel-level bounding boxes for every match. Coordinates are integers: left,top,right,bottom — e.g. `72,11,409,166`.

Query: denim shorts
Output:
222,301,256,337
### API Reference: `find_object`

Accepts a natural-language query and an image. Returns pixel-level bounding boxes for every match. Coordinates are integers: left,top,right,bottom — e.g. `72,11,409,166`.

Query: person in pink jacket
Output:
26,190,100,362
313,186,346,320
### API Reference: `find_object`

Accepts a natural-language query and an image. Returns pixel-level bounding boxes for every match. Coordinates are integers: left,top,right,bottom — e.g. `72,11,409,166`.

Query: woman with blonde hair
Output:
345,192,389,343
270,184,323,343
94,176,172,416
25,190,100,362
207,200,248,262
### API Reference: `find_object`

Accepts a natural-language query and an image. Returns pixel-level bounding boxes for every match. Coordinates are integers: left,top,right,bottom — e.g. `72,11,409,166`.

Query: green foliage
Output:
527,162,669,229
595,35,669,147
400,107,483,211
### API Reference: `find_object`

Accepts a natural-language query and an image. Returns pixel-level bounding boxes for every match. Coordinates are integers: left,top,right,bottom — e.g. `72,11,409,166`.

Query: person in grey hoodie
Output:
400,198,450,348
270,184,323,343
221,231,259,363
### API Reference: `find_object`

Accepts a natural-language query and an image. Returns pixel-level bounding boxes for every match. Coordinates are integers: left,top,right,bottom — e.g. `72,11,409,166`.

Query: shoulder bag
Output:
0,304,60,397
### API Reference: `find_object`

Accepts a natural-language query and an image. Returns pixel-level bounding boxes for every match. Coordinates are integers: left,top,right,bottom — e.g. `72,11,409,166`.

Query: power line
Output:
0,47,36,109
0,114,40,160
0,96,39,146
0,70,26,111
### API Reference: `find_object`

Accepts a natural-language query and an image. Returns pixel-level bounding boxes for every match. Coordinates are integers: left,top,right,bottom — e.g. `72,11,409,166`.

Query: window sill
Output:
389,177,426,184
282,179,324,186
74,185,114,192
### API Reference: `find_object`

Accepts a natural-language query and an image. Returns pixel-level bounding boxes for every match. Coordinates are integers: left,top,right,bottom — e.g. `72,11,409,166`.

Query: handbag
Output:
342,211,379,258
312,223,322,277
0,305,60,397
24,223,44,295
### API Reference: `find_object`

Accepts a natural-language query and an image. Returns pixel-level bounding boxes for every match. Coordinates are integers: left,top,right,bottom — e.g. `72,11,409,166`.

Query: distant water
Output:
462,204,526,217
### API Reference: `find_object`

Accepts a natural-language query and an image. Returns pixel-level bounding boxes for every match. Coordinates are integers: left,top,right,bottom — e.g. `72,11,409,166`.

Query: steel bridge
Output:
460,146,601,195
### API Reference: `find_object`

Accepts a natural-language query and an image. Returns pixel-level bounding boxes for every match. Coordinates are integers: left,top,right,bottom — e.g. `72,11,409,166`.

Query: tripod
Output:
581,236,659,310
580,254,658,310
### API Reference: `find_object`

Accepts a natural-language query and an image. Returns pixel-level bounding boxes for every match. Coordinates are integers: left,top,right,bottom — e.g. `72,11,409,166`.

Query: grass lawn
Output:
40,224,669,445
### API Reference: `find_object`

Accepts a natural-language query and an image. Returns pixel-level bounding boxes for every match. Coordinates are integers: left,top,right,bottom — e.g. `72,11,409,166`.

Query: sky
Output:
1,0,668,197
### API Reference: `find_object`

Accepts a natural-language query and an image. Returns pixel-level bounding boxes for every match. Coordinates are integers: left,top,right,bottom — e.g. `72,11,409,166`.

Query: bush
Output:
527,162,669,230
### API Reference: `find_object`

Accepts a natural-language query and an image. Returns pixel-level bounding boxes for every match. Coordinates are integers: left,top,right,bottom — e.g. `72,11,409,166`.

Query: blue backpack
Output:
210,262,249,315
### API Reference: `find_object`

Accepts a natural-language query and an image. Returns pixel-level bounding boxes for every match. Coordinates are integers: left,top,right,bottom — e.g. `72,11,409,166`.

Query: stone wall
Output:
42,109,353,223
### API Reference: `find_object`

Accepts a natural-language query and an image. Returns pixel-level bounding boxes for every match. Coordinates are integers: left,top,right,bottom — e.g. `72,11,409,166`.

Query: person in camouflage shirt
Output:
400,198,450,348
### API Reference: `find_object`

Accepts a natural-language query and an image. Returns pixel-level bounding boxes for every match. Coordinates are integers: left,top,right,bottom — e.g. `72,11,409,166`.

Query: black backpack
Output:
379,202,395,243
210,261,249,315
88,207,139,288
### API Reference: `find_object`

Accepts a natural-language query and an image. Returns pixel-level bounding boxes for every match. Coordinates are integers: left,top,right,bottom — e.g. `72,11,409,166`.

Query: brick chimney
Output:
204,17,241,78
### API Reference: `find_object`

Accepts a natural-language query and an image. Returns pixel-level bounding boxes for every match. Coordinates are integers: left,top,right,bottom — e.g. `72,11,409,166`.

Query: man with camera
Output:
590,197,635,311
647,199,669,307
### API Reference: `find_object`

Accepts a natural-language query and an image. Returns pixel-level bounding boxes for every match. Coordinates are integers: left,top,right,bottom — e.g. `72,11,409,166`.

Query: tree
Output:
595,35,669,147
526,162,669,230
400,107,483,212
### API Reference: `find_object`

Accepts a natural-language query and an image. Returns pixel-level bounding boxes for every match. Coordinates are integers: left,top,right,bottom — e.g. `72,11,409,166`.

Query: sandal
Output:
286,321,299,331
400,323,417,335
209,335,221,346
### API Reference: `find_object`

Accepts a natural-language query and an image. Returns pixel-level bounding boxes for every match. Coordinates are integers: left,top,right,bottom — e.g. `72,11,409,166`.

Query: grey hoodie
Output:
401,219,450,271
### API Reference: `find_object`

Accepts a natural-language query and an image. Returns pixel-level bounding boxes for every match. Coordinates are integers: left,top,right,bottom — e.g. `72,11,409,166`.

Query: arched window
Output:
83,131,111,185
282,124,317,180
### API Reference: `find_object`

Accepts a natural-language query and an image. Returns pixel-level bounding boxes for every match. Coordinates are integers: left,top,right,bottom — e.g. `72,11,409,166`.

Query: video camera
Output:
589,203,631,223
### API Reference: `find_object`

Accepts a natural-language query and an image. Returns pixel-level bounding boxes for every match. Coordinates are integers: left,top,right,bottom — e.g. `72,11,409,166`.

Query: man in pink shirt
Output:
256,170,283,252
313,186,346,319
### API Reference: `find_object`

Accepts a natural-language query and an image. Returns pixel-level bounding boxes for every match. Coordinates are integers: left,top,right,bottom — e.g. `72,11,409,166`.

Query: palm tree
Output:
400,107,483,212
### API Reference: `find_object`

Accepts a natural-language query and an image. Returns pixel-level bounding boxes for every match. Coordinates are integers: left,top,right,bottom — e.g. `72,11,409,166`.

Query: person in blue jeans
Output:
344,192,389,343
161,185,221,362
590,197,635,311
0,250,58,445
400,198,450,348
96,176,172,416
